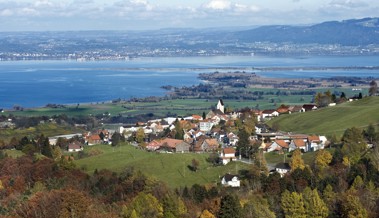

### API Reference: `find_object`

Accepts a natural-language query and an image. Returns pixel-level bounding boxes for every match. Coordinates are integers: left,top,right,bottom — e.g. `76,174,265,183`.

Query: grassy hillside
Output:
268,96,379,138
0,123,82,142
75,144,250,188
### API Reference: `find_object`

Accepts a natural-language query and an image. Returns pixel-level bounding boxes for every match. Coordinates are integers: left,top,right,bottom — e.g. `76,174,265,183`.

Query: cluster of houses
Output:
46,99,329,187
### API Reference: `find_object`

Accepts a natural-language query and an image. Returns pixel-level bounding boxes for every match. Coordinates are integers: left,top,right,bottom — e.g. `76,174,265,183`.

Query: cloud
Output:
204,0,231,10
329,0,368,8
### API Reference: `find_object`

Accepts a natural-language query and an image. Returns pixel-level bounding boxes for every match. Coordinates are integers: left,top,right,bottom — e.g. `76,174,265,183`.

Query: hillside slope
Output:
268,96,379,137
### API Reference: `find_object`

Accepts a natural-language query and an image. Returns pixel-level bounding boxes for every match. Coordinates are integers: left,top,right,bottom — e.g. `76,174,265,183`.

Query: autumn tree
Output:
122,193,163,218
162,194,187,218
242,195,275,218
191,159,199,172
281,190,306,218
315,91,333,107
199,209,215,218
302,187,328,218
314,149,332,171
290,149,305,171
340,193,368,218
135,128,145,144
323,184,337,215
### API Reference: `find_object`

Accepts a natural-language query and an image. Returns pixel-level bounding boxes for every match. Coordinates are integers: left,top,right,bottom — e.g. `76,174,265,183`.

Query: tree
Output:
341,127,366,164
290,149,305,171
242,195,275,218
364,123,376,144
122,193,163,218
218,194,241,218
341,194,368,218
369,80,378,96
135,128,145,144
281,190,306,218
323,184,337,214
302,187,328,218
340,92,346,99
174,120,184,140
314,149,332,171
111,132,124,146
191,159,199,172
199,209,215,218
237,128,250,158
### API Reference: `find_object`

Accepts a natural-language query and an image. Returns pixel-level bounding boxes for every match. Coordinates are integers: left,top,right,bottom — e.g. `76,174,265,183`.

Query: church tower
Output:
217,99,225,113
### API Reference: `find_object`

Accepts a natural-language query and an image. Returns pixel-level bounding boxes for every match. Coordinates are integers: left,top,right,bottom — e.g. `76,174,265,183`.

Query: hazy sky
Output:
1,0,378,31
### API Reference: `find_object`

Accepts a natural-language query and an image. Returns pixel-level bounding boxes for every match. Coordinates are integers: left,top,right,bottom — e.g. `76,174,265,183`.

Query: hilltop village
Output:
46,99,330,174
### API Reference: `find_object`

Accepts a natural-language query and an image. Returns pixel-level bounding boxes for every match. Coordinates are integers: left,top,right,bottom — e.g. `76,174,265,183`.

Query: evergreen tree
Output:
174,119,184,140
369,80,378,96
237,128,250,158
281,190,306,218
218,194,241,218
340,92,346,99
341,194,368,218
341,127,366,164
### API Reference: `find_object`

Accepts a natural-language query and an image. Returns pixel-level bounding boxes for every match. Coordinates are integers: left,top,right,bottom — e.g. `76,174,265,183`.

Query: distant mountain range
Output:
231,17,379,46
1,17,378,59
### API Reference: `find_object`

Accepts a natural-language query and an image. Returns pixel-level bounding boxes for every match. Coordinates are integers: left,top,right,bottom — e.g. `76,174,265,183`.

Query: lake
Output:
0,55,378,109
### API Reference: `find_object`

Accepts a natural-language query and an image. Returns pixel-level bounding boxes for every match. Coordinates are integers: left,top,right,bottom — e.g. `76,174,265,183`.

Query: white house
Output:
274,163,291,178
220,147,237,165
307,135,327,152
289,139,307,152
261,110,279,120
199,120,214,132
267,140,288,153
68,142,83,152
221,174,240,187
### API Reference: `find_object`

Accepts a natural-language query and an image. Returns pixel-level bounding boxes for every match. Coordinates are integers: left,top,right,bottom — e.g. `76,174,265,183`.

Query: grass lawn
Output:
267,96,379,138
75,144,250,188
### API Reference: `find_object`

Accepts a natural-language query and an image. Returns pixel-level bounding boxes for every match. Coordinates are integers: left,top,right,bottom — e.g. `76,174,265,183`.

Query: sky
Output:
0,0,378,31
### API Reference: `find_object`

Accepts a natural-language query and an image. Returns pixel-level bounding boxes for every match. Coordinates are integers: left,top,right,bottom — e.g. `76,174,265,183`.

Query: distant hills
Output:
1,17,378,59
232,17,379,46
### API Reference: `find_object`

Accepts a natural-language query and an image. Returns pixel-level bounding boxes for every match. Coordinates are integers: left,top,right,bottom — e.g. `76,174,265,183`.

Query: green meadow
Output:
75,144,250,188
268,96,379,138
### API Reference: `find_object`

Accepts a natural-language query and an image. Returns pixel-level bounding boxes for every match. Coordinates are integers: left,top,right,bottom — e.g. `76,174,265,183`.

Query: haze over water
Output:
0,55,378,109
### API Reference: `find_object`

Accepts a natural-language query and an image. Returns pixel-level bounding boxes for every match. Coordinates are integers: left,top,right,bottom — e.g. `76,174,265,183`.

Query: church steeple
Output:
217,99,225,113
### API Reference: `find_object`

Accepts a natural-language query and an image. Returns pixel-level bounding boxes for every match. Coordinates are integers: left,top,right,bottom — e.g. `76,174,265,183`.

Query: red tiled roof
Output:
223,147,236,154
308,135,320,142
293,139,306,147
205,139,219,148
275,140,288,148
159,138,184,148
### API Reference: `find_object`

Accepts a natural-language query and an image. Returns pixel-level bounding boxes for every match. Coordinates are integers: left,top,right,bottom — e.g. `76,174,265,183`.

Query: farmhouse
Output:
68,141,84,152
221,174,240,187
220,147,237,165
289,139,307,152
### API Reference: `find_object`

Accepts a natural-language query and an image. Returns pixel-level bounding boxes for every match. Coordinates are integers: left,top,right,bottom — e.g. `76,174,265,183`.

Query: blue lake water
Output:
0,55,378,109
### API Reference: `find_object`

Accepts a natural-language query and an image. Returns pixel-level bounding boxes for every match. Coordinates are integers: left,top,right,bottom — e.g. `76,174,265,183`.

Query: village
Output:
46,99,332,186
